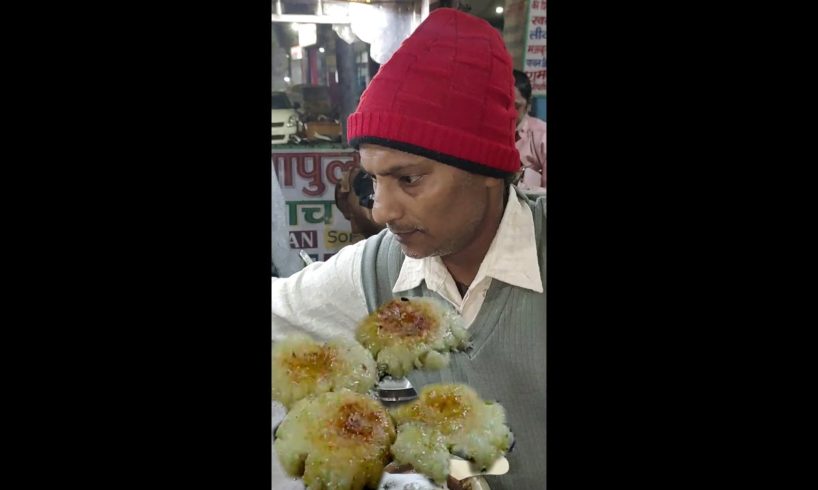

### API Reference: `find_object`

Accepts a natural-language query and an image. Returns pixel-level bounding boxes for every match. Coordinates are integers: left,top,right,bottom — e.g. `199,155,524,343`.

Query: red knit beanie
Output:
347,8,519,178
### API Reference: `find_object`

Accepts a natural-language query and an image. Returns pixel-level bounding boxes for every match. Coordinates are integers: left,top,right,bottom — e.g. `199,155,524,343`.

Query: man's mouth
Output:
388,227,420,241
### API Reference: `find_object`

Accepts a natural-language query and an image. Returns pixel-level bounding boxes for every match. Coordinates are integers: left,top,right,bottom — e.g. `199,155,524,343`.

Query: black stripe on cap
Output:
349,136,512,179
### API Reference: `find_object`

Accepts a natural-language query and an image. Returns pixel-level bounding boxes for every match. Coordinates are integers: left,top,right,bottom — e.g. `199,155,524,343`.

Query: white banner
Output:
271,149,359,262
523,0,547,96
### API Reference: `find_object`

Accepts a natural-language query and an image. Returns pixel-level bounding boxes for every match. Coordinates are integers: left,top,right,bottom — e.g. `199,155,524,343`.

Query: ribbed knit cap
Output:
347,8,519,178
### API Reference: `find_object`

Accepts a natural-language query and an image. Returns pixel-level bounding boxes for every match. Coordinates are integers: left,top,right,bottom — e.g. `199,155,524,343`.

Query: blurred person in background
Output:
513,69,547,191
334,166,385,242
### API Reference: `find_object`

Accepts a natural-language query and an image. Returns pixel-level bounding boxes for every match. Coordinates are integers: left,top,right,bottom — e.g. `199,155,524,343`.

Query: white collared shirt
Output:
271,187,543,340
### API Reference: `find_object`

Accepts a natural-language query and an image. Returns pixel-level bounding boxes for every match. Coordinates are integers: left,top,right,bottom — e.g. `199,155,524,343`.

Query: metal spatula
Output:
449,456,510,481
376,375,418,403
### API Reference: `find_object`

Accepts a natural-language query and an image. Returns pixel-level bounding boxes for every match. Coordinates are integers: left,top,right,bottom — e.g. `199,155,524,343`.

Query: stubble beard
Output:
413,205,486,259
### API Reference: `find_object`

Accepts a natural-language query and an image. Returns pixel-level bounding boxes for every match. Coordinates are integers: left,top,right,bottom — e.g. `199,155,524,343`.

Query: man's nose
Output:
370,182,402,225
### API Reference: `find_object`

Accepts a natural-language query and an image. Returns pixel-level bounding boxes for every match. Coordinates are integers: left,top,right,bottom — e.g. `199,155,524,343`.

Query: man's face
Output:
514,87,529,127
359,144,495,259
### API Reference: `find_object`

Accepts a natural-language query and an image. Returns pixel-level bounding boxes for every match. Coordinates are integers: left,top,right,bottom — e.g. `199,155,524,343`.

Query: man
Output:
272,8,545,489
513,69,547,190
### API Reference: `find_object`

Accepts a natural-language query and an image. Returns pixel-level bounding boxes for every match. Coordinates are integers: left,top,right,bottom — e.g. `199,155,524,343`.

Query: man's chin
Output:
399,244,449,260
399,245,427,259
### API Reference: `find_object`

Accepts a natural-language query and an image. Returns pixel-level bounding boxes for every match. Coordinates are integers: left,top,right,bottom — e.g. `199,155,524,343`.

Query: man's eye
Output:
399,175,423,185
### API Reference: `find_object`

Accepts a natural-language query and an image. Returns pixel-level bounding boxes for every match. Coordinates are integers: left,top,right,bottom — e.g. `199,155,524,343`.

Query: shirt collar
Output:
392,187,543,294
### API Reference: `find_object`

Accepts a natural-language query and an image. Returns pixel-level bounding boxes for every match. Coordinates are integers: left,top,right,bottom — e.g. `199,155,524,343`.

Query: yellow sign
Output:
324,229,363,249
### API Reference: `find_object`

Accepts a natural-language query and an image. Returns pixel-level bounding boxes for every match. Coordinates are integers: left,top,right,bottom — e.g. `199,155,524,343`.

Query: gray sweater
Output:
361,194,546,490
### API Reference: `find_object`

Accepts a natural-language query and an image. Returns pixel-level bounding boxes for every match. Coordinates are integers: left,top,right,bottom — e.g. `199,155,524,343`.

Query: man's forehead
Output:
358,144,434,173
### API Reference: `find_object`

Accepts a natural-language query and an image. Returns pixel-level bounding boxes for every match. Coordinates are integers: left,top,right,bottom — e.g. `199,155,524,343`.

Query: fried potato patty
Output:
356,298,469,378
275,391,397,489
389,383,513,484
272,334,377,409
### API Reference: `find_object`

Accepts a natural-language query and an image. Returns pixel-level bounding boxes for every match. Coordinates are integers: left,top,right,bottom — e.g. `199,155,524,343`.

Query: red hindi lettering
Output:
272,154,296,187
296,153,327,197
326,159,359,186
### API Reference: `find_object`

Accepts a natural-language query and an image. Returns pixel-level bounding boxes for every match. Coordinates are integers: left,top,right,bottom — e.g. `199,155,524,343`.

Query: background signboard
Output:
524,0,546,96
272,149,359,262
